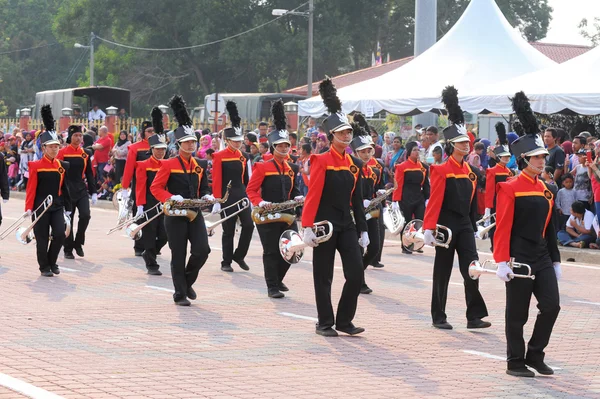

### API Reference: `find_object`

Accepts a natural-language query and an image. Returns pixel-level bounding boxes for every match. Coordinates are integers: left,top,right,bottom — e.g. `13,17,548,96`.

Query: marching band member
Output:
121,119,155,256
302,78,369,337
57,124,97,259
392,140,430,254
135,107,169,276
423,86,490,330
483,122,514,250
246,100,302,298
494,92,561,378
151,96,211,306
26,105,71,276
211,101,254,273
0,148,9,227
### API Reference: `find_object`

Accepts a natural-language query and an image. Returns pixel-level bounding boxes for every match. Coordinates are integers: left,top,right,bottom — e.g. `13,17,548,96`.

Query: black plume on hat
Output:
495,122,507,145
41,104,55,132
351,122,367,139
511,91,539,135
226,101,241,129
441,86,464,125
353,113,369,132
512,120,525,137
169,95,192,127
151,106,164,135
271,100,287,131
319,76,342,114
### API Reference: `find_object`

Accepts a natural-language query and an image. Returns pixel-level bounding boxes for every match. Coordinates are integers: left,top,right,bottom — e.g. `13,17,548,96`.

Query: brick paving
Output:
0,197,599,398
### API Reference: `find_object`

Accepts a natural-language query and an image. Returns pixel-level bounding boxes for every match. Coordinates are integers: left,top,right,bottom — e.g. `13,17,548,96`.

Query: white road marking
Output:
279,312,318,322
424,279,462,286
145,285,174,293
59,267,78,272
573,300,600,306
462,350,505,361
0,372,65,399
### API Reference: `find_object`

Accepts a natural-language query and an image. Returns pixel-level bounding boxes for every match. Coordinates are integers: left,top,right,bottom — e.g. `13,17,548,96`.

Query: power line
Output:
62,47,89,88
0,36,88,56
95,2,309,52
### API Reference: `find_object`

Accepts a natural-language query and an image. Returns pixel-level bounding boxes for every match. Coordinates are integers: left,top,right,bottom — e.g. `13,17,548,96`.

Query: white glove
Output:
294,195,304,201
202,194,215,201
484,208,491,226
425,199,429,207
363,199,371,208
91,193,98,205
377,189,387,195
2,199,7,203
359,231,370,249
65,211,72,217
26,209,32,217
211,202,221,214
170,195,184,203
303,228,319,248
121,189,130,200
259,201,272,208
553,262,562,281
135,205,144,219
391,201,400,212
496,261,513,282
423,229,436,246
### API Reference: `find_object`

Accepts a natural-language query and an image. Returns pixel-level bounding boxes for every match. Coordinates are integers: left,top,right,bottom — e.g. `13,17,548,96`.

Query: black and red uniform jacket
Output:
136,156,163,208
57,144,96,200
423,156,477,231
392,158,430,204
150,156,210,204
493,172,560,269
211,147,249,202
366,157,384,190
246,158,301,215
122,138,150,189
360,163,381,201
302,147,367,232
484,163,514,210
25,155,71,212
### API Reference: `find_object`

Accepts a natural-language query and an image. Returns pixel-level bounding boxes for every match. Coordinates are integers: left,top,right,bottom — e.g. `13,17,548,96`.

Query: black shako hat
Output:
509,91,548,159
441,86,470,143
169,95,197,143
319,77,351,137
40,105,60,146
267,99,291,147
223,101,244,141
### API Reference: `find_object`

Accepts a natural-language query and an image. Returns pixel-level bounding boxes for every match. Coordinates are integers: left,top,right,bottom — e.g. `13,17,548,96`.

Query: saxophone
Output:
251,198,304,226
365,187,396,220
163,182,231,221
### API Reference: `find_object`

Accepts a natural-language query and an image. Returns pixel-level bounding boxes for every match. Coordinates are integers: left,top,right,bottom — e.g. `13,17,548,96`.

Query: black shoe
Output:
147,269,162,276
234,259,250,271
278,282,289,292
64,252,74,260
467,319,492,329
51,265,60,275
221,264,234,272
134,250,143,257
315,327,338,337
415,249,423,253
174,298,191,306
40,270,54,277
525,360,554,375
187,287,197,300
336,324,365,335
360,285,373,294
402,249,413,254
268,288,284,298
75,247,84,257
506,367,535,378
371,261,384,268
432,321,453,330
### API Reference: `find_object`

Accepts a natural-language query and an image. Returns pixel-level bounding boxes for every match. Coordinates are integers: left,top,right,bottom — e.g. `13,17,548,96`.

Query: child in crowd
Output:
541,166,556,188
557,200,595,248
556,174,576,230
432,146,443,165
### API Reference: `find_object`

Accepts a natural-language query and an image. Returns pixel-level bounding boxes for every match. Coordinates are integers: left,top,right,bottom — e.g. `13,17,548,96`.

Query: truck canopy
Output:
35,86,131,119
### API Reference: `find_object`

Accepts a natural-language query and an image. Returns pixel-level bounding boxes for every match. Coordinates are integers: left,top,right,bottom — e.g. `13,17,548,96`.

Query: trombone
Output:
278,221,333,264
468,258,535,280
125,203,164,240
205,198,250,236
6,195,54,245
475,213,496,240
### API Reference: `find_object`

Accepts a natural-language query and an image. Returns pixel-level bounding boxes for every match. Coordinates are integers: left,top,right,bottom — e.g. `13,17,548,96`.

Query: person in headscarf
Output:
111,130,131,184
196,134,212,159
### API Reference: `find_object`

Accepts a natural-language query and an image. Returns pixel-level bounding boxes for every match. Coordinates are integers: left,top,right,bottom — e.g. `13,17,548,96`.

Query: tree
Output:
579,17,600,47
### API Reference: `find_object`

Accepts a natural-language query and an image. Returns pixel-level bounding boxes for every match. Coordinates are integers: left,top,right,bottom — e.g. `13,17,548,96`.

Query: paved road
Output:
0,197,598,398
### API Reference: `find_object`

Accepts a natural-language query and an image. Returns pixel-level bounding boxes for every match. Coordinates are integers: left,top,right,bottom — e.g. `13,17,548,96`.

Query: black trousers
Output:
362,217,381,272
256,220,297,290
141,211,168,270
372,209,385,264
506,263,560,369
33,208,66,272
165,214,211,301
313,227,364,329
221,201,254,267
64,195,90,252
431,223,489,324
401,200,425,221
115,159,126,184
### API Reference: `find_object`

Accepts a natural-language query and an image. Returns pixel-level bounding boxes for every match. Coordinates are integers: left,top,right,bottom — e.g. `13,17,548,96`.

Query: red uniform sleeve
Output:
121,144,137,189
212,151,223,199
149,161,173,203
135,161,147,206
301,154,325,228
392,163,404,202
422,164,446,231
246,162,265,206
57,148,65,161
25,161,37,211
485,167,496,209
493,182,515,263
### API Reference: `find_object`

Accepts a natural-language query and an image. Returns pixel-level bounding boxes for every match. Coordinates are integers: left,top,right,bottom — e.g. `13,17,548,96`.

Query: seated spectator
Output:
556,174,576,230
590,216,600,249
557,201,595,248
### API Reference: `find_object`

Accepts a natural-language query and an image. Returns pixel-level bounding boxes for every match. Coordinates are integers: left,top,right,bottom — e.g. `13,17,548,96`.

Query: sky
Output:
541,0,600,45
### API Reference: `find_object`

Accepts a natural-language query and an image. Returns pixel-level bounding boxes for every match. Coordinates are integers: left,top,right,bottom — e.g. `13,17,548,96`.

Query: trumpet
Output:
401,219,452,252
125,203,164,240
9,195,54,245
251,198,304,226
164,182,232,221
206,198,250,236
278,221,333,264
475,213,496,240
468,258,535,280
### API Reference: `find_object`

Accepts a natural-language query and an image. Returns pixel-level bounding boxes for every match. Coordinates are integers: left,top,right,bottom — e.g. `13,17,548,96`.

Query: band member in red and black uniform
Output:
211,101,254,272
135,107,169,276
483,122,514,250
392,140,430,254
121,119,155,256
151,96,212,306
302,78,369,337
0,147,9,227
246,100,303,298
494,92,561,378
25,105,71,276
423,86,490,330
57,124,97,259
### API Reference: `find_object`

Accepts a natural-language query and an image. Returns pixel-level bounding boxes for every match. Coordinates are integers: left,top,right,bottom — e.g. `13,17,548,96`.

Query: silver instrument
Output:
125,203,164,240
382,206,406,235
278,221,333,264
64,212,72,239
469,258,535,280
115,188,132,225
401,219,452,252
205,198,250,236
13,195,54,245
475,213,496,240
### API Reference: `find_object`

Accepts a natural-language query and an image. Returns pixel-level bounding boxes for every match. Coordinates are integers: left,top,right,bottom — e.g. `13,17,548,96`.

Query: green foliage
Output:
579,17,600,47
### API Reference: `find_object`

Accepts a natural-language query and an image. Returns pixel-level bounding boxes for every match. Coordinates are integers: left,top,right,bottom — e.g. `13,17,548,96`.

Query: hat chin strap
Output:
178,146,195,154
523,157,543,174
451,142,470,155
274,148,289,157
333,135,351,146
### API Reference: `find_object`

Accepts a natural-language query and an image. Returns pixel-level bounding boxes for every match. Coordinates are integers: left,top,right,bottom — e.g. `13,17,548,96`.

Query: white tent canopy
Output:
298,0,556,117
461,44,600,115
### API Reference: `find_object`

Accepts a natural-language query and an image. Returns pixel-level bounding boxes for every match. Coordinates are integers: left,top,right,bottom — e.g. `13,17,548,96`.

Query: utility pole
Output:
307,0,314,97
413,0,437,130
90,32,95,86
